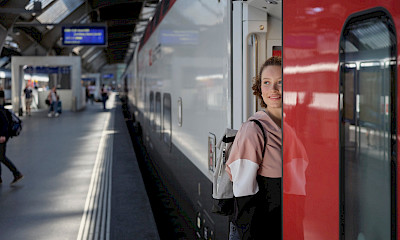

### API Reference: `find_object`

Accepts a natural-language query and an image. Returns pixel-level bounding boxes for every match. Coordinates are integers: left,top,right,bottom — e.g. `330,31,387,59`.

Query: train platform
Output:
0,93,160,240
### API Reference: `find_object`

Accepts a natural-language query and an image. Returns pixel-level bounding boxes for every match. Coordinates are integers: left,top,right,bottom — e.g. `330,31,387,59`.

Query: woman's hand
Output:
0,136,6,143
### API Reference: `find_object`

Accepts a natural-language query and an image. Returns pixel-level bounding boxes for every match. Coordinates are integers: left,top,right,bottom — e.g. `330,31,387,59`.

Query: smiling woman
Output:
261,65,282,109
225,56,283,239
252,56,282,126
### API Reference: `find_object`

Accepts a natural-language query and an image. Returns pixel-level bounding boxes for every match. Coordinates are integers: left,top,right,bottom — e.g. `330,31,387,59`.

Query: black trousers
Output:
234,176,282,240
0,142,20,177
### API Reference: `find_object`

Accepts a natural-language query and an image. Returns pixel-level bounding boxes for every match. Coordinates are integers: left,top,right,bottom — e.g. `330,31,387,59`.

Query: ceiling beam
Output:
0,0,29,29
40,3,87,50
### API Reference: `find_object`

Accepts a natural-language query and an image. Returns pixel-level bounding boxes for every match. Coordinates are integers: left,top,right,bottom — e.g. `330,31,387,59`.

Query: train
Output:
123,0,400,239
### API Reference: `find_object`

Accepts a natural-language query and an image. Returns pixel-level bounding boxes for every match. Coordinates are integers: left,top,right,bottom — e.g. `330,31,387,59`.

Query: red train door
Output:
339,10,397,239
283,5,398,239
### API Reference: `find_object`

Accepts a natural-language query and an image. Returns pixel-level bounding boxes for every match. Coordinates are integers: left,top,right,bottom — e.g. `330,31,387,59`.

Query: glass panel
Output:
26,0,56,10
340,12,396,240
343,67,355,121
149,91,154,130
163,93,171,146
37,0,84,24
155,92,161,137
346,21,391,51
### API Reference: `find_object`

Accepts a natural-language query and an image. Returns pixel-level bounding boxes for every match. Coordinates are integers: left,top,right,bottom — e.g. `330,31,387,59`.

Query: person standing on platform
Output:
47,87,59,117
0,87,4,106
226,56,282,240
0,105,24,185
23,85,33,116
85,85,89,103
100,84,108,110
88,83,96,104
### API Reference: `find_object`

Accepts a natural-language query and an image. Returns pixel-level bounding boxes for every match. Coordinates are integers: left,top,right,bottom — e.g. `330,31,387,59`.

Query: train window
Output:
339,10,397,240
163,93,171,147
342,66,356,123
155,92,162,138
149,91,154,131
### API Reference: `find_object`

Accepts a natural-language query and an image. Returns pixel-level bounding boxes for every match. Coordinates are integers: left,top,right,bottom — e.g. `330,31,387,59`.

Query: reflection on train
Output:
123,0,400,239
283,2,399,240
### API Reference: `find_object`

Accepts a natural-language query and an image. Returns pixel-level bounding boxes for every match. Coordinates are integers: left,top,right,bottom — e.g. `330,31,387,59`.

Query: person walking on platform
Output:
47,87,59,117
24,85,33,116
0,105,24,185
100,84,108,110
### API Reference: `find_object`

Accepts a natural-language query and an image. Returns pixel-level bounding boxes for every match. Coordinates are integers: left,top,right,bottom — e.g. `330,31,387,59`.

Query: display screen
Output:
62,26,107,46
103,73,114,79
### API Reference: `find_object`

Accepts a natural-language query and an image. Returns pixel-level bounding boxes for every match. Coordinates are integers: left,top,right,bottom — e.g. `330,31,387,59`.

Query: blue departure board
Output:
62,26,107,46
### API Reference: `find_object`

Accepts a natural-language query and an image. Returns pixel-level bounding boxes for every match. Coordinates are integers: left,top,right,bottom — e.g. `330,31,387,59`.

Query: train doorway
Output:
231,1,281,129
339,10,397,240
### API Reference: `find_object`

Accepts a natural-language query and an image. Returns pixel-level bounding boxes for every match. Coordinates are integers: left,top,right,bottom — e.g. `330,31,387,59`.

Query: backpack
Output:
4,109,22,138
211,119,266,216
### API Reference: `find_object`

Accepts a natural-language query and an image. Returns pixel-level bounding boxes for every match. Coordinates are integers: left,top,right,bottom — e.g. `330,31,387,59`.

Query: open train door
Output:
231,0,282,129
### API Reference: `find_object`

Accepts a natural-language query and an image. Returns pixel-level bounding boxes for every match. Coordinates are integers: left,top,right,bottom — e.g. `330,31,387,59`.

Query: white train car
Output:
124,0,282,239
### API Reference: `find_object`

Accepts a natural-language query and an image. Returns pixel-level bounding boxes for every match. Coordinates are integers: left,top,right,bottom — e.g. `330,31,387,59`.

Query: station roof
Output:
0,0,159,73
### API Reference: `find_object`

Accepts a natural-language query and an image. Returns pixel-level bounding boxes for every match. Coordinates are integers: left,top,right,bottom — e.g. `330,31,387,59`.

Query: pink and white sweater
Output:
225,111,282,197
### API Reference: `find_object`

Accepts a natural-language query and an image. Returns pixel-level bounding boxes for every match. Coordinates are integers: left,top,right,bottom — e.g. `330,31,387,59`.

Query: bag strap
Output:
249,119,267,158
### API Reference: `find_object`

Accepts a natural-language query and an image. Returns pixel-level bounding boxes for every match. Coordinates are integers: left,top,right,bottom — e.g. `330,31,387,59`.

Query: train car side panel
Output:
284,1,400,239
132,0,232,239
283,2,342,238
137,0,230,178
